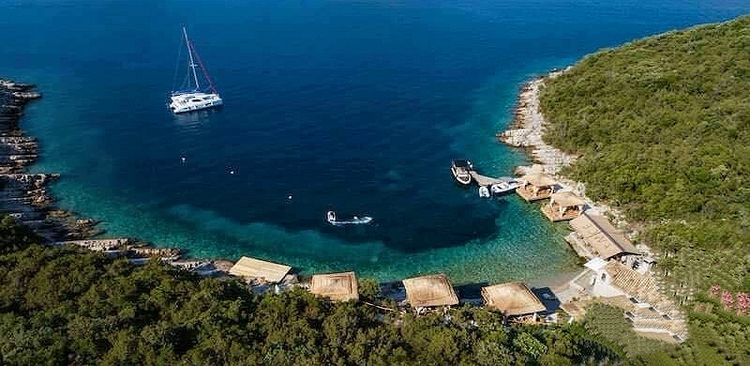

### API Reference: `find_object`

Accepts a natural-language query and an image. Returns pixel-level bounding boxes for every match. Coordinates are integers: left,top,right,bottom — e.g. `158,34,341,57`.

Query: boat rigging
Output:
168,27,223,114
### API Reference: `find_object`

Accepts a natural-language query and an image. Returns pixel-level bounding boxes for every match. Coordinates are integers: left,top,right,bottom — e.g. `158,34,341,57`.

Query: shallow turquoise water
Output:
1,0,747,283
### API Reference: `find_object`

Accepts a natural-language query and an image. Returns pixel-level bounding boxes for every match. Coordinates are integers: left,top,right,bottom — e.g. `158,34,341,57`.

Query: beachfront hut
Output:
568,213,639,260
228,256,292,283
542,191,586,221
515,173,557,201
481,282,546,320
310,271,359,302
402,274,459,310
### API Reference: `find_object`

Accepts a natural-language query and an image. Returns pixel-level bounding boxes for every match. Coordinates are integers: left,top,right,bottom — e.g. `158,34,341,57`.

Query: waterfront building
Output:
310,271,359,302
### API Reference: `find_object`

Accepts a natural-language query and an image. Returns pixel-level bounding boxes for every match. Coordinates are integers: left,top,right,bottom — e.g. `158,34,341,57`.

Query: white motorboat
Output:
169,27,223,114
478,186,490,198
490,180,520,195
451,160,473,185
326,210,373,226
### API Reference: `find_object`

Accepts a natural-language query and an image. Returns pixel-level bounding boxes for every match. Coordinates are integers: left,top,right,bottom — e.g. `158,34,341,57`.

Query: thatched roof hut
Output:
481,282,546,316
310,271,359,302
516,173,557,201
543,191,586,221
228,256,292,283
569,213,639,259
403,274,459,308
550,191,585,207
521,173,557,188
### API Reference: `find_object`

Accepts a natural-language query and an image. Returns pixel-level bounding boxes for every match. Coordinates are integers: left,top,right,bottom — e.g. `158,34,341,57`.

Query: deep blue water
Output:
1,0,747,282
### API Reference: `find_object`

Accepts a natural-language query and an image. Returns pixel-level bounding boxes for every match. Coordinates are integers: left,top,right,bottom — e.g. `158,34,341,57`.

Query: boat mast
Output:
183,27,201,91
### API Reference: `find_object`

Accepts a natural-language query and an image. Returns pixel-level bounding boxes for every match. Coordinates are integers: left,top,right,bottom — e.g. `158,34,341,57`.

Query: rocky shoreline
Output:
0,79,97,240
498,70,629,224
0,78,225,274
497,71,691,340
498,70,578,179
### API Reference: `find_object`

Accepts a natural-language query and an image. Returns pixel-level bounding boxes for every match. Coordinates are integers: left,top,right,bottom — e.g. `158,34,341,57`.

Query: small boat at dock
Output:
490,180,520,195
451,160,473,185
478,186,490,198
476,180,520,198
327,211,373,226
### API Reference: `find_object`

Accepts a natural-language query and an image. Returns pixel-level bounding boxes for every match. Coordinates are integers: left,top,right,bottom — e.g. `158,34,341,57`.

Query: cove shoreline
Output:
499,69,635,230
1,74,584,293
0,78,235,274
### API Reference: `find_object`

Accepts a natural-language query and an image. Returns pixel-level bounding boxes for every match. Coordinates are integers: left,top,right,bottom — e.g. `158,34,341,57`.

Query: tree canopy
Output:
540,15,750,292
540,15,750,365
0,217,619,365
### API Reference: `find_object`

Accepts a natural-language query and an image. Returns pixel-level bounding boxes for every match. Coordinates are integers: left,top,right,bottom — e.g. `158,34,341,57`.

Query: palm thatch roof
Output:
481,282,546,316
569,213,639,259
310,271,359,302
550,191,585,207
521,173,556,188
402,274,459,308
228,256,292,283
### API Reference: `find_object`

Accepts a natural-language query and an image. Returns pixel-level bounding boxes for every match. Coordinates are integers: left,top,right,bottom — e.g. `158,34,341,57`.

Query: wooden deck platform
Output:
543,191,586,221
515,185,553,202
542,205,580,221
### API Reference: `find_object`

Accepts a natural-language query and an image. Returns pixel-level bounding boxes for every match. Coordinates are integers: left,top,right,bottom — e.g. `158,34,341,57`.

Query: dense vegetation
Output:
0,217,621,365
541,15,749,291
540,15,750,364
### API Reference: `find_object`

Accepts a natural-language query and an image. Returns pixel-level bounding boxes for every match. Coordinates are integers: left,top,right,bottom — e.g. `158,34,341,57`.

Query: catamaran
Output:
169,27,223,114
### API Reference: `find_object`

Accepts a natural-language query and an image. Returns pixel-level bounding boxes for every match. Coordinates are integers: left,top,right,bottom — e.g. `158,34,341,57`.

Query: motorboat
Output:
327,211,373,226
490,180,520,195
451,160,473,185
478,186,490,198
169,27,223,114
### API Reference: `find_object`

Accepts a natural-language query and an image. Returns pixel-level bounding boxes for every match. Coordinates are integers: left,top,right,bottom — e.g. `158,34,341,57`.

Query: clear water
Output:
1,0,747,283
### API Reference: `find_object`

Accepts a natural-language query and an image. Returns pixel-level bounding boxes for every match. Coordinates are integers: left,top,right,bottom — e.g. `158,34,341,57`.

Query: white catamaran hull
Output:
169,92,223,114
169,27,222,114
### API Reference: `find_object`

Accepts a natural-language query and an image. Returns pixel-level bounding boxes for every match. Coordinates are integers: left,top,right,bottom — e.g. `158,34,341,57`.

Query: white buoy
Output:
287,194,293,200
229,170,235,175
180,156,186,163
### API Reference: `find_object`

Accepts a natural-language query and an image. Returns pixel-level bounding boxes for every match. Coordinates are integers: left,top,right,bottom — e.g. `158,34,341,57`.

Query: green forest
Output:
540,14,750,365
0,216,623,365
